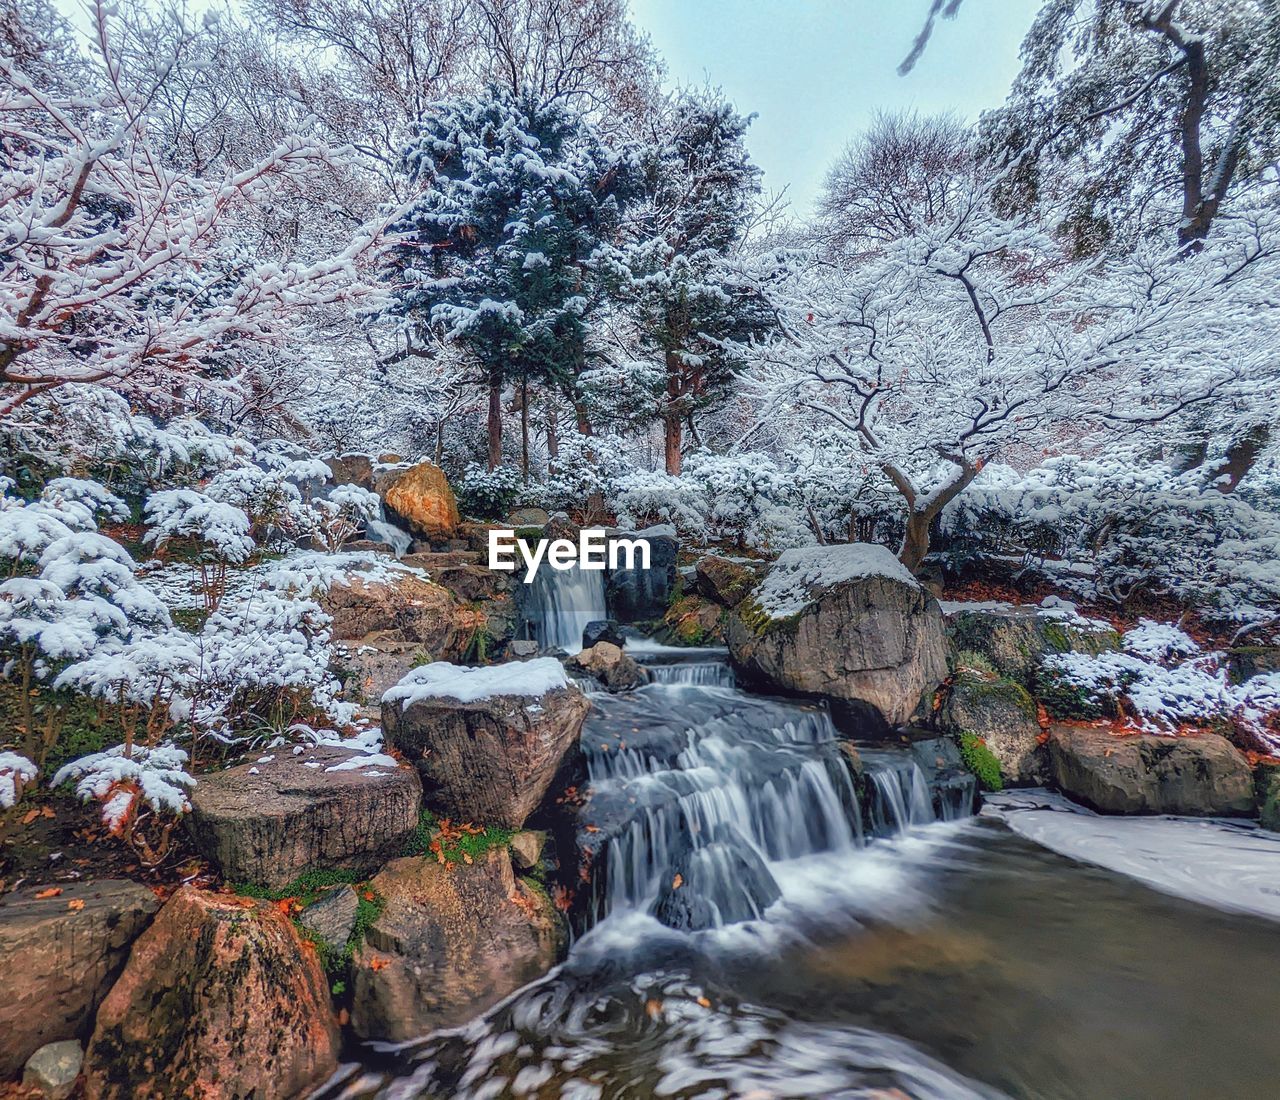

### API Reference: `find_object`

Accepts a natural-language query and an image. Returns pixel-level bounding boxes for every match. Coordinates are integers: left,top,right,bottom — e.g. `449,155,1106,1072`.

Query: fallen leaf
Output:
368,956,389,971
671,873,683,890
645,998,663,1019
41,806,55,819
21,809,38,826
696,996,711,1008
67,899,85,911
34,887,62,899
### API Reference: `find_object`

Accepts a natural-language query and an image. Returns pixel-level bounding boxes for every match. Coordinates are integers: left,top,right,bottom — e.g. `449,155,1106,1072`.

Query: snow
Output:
384,657,571,708
0,752,38,809
1124,619,1201,660
52,743,196,832
755,543,918,620
938,600,1016,614
986,790,1280,923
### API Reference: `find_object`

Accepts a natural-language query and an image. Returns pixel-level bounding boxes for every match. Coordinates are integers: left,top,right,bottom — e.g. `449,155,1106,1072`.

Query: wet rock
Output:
22,1040,82,1100
83,887,339,1100
383,663,590,830
663,594,726,645
567,642,649,693
187,746,422,890
727,544,948,727
508,639,540,658
375,460,460,541
325,452,375,491
939,673,1047,785
298,884,360,952
606,526,678,622
583,619,624,649
509,830,546,872
1255,763,1280,831
651,825,781,931
350,851,564,1041
0,879,158,1076
695,554,759,609
1048,725,1255,816
945,604,1120,688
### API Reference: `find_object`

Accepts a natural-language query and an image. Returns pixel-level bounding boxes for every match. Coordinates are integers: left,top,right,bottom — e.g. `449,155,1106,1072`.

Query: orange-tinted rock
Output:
377,461,459,541
83,887,339,1100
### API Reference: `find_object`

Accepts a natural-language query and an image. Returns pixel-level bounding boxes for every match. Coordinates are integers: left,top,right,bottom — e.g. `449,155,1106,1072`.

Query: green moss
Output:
402,809,513,862
951,649,998,677
409,649,434,669
170,607,210,634
958,674,1038,718
233,867,362,905
958,732,1004,792
513,526,544,541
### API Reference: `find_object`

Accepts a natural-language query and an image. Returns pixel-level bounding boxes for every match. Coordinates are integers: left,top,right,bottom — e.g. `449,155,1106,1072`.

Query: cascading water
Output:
523,563,606,653
643,659,737,687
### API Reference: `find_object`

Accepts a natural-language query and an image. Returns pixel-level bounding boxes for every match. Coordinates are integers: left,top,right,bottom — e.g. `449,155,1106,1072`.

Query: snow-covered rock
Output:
382,659,589,829
726,543,947,727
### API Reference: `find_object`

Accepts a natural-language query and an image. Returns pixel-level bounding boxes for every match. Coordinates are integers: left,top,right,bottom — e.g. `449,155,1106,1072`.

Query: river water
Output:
340,627,1280,1099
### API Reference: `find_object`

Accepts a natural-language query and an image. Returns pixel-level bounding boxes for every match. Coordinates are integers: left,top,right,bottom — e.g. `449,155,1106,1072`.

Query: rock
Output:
378,452,404,464
663,594,725,645
350,851,563,1041
1047,725,1255,815
567,642,649,693
606,527,678,622
945,604,1121,688
650,825,781,931
376,460,460,541
1256,763,1280,831
508,639,540,658
383,665,591,830
582,619,624,649
0,880,158,1077
939,673,1047,785
509,829,546,872
319,569,465,648
506,506,551,527
22,1040,82,1099
335,637,431,704
325,452,375,491
899,734,978,820
695,554,759,609
727,544,948,727
187,746,422,890
1228,646,1280,684
298,885,360,952
544,511,579,543
83,887,339,1100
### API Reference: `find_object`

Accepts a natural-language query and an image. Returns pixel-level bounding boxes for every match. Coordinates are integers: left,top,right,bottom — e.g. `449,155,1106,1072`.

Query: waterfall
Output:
574,671,966,932
643,661,736,687
524,564,606,653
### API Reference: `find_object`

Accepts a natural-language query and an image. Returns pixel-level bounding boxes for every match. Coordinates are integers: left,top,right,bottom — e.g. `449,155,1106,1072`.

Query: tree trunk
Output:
892,460,983,574
520,377,529,481
545,402,559,467
663,351,684,475
486,375,502,471
573,400,593,437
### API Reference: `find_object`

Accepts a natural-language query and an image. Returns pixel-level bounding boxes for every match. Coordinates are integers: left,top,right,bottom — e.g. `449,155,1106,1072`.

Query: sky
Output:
628,0,1039,217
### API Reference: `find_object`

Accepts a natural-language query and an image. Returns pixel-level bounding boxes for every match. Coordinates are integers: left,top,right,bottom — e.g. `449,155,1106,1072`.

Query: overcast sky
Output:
629,0,1039,216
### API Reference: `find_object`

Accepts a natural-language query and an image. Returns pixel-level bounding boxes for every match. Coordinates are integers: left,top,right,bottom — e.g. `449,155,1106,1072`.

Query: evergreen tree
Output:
387,88,635,470
614,93,772,474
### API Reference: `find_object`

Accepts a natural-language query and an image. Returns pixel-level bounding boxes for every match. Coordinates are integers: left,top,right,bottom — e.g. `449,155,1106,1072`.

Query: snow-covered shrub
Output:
307,484,381,552
613,470,709,538
144,490,255,611
204,464,311,544
540,431,628,521
0,751,37,809
40,478,130,526
458,463,524,519
682,451,810,550
52,743,195,864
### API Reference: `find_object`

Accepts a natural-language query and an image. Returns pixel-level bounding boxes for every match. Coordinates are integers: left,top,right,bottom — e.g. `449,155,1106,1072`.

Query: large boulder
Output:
944,602,1121,688
0,880,158,1076
382,658,590,829
1047,724,1255,815
694,554,760,609
324,451,375,491
350,850,563,1041
566,641,650,693
662,594,726,646
726,543,948,727
605,526,678,622
83,887,339,1100
319,569,465,649
375,460,460,541
939,672,1047,785
187,745,422,890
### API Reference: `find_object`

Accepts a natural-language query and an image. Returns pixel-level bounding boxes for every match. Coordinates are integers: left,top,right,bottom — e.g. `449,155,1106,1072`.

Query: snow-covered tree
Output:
611,93,773,474
0,1,386,419
387,87,637,470
750,187,1280,572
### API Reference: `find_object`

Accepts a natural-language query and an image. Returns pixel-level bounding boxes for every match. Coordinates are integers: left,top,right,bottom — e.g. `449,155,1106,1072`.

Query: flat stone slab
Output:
187,746,422,890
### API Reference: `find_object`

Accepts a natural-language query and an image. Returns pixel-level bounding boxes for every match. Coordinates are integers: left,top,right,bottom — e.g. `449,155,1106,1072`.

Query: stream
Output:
343,583,1280,1100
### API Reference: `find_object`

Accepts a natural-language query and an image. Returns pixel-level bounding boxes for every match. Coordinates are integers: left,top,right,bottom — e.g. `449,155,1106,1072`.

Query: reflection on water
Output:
347,818,1280,1099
